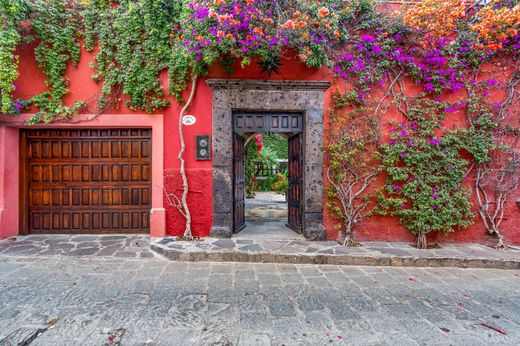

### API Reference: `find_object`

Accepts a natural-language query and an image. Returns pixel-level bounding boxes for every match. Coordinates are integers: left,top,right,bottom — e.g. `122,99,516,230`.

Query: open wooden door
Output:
287,132,303,233
233,133,246,233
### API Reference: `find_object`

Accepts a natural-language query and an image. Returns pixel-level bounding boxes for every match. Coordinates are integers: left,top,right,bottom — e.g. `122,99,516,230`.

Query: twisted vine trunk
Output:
178,75,198,239
416,230,427,249
340,219,356,247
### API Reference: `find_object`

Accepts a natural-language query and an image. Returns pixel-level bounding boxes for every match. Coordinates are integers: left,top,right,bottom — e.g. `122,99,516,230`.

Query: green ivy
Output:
29,0,83,124
82,0,183,111
0,0,31,114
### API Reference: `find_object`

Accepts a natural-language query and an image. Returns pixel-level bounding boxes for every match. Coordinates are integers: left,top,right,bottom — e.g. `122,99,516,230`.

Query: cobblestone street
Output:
1,252,520,345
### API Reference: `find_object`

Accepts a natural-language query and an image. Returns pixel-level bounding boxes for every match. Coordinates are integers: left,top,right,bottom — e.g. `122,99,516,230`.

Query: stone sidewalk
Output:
0,235,153,258
1,235,519,269
152,238,520,269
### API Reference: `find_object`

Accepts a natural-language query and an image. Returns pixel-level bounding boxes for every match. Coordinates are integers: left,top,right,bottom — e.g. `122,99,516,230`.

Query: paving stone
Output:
239,293,267,313
329,304,361,320
280,273,304,284
212,239,236,249
272,318,304,345
297,294,325,311
238,244,263,252
237,333,271,346
298,266,322,277
266,299,296,317
240,312,271,330
68,247,100,256
113,251,137,258
1,237,519,345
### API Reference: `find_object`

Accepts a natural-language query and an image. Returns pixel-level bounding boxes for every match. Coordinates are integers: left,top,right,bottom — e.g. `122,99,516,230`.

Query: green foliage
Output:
82,0,182,112
29,0,83,123
261,134,288,160
271,172,288,196
376,100,474,239
245,139,258,198
0,0,31,114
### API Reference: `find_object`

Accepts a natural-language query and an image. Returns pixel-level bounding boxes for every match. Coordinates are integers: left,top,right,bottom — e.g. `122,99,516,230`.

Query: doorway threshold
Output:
234,219,304,241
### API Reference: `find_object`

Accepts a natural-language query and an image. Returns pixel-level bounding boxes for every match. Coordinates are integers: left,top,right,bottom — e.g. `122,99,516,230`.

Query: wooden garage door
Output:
21,129,152,234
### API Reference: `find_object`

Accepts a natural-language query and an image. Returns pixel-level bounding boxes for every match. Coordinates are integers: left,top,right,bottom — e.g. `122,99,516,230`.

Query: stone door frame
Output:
207,79,330,240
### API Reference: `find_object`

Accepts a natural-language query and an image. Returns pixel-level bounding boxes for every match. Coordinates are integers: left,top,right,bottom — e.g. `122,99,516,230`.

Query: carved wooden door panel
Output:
287,132,303,233
21,129,152,234
233,132,246,233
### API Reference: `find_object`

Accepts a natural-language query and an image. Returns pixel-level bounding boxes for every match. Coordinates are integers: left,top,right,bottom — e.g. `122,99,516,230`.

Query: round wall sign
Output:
182,115,197,126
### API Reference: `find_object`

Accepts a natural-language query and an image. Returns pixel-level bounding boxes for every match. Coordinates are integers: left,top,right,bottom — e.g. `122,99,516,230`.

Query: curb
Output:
151,244,520,270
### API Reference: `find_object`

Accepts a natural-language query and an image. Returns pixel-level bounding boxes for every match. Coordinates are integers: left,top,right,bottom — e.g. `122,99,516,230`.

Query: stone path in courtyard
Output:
0,253,519,345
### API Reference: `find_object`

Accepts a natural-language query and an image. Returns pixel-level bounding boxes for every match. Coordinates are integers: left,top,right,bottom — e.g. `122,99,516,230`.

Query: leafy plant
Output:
271,172,288,196
0,0,31,114
376,100,474,249
82,0,181,112
326,91,382,246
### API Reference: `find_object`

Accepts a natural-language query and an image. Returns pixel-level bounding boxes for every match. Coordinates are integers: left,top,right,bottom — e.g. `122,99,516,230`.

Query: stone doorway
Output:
231,112,304,239
207,79,330,241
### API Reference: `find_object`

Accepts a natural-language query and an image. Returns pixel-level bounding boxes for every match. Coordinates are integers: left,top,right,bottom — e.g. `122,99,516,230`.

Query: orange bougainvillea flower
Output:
318,7,330,18
281,20,296,29
404,0,466,46
470,4,520,51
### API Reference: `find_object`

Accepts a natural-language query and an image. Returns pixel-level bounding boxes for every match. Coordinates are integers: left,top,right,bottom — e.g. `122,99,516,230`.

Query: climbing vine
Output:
28,0,84,124
82,0,183,112
376,100,475,249
0,0,31,114
326,90,383,247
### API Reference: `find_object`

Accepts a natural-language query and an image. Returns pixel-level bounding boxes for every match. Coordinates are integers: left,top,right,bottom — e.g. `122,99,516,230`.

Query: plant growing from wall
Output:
28,0,84,124
0,0,31,114
82,0,183,112
461,66,520,249
325,90,382,246
376,100,474,249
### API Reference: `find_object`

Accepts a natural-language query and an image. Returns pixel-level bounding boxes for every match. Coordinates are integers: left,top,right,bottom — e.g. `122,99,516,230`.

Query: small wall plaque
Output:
182,115,197,126
196,135,211,160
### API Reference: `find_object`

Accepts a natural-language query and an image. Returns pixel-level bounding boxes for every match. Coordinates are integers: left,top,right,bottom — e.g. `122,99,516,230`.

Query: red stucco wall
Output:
8,40,520,245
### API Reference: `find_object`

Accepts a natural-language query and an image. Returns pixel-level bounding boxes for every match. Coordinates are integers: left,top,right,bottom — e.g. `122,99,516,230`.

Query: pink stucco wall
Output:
0,127,20,238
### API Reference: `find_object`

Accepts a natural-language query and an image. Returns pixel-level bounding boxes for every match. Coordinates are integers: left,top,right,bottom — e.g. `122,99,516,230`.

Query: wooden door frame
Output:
19,131,29,235
232,132,247,234
0,113,166,238
208,79,329,241
287,131,304,233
